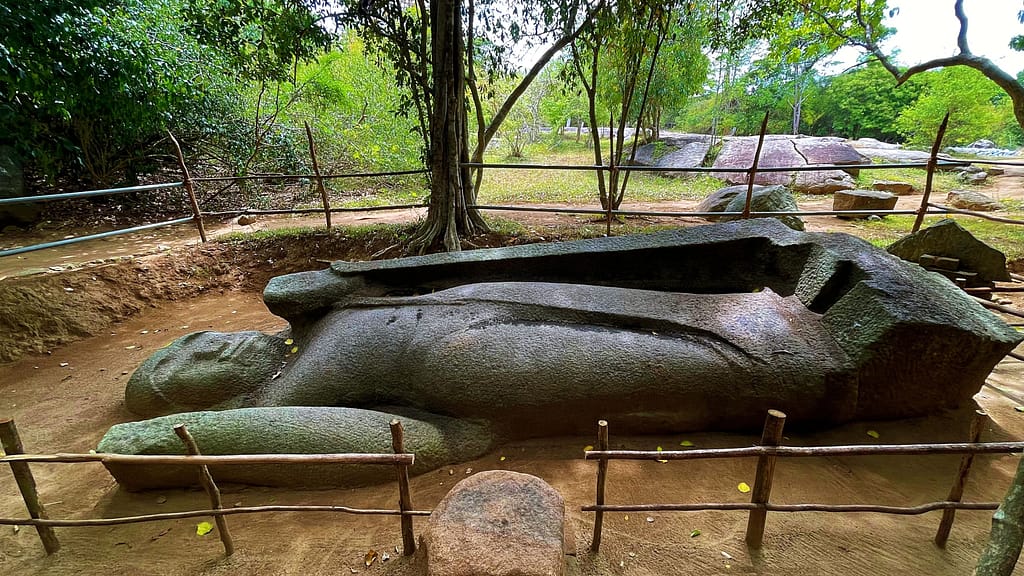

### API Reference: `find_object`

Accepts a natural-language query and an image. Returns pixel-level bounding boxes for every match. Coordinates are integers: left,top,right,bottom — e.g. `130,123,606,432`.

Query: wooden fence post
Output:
745,409,787,548
591,420,610,553
935,409,989,547
304,121,332,229
167,132,208,243
912,112,950,233
390,419,416,556
0,419,60,555
742,112,771,219
174,424,234,556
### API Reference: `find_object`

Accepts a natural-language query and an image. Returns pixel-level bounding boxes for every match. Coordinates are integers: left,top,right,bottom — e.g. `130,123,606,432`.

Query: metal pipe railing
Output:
0,182,184,206
0,217,196,258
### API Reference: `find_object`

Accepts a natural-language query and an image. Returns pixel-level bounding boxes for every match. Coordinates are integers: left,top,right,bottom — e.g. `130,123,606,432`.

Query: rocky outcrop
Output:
887,219,1012,284
425,471,565,576
947,190,1004,212
718,185,804,230
631,134,711,176
832,190,898,219
712,136,869,191
793,170,857,194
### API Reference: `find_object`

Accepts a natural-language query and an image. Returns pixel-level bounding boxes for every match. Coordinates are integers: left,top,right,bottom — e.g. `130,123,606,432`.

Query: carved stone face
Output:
125,330,288,417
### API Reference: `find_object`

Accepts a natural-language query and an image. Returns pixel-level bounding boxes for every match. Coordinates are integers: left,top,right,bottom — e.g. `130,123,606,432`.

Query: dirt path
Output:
0,290,1022,575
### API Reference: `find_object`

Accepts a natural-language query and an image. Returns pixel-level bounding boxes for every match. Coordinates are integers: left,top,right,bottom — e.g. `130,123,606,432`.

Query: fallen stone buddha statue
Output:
98,219,1022,489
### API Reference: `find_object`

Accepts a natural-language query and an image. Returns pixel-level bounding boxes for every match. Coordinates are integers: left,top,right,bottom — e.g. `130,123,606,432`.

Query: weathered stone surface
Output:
104,220,1022,489
947,190,1005,212
0,146,39,226
717,185,804,230
632,134,711,176
958,171,988,184
425,471,564,576
98,406,492,490
987,167,1006,176
793,137,870,168
792,170,857,195
126,331,289,418
832,190,898,219
872,180,916,195
888,219,1011,284
849,139,956,164
712,137,803,185
713,136,868,187
695,184,747,213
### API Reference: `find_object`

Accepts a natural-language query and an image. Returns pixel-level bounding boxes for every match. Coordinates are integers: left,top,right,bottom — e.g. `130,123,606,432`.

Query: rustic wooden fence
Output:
584,409,1024,552
0,418,426,558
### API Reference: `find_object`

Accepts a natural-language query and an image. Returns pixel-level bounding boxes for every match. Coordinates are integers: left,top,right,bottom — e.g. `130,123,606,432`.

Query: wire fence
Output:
2,113,1024,262
584,409,1020,552
0,417,424,558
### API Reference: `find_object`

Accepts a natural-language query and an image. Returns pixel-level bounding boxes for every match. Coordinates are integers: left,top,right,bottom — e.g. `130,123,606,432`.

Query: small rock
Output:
832,190,898,219
424,471,564,576
237,215,257,226
872,180,915,195
947,190,1005,212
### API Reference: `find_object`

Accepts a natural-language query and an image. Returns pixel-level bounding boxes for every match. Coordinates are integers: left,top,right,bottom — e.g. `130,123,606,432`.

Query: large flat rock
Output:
712,136,869,191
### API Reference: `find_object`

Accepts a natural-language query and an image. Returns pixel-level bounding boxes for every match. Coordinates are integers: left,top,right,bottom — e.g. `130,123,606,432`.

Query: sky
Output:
869,0,1024,73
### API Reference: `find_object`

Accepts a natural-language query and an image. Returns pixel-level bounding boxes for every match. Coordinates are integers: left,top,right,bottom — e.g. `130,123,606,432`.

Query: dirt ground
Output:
1,170,1024,575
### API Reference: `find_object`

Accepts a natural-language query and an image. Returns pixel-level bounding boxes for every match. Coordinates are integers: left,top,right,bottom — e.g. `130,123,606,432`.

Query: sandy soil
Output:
0,169,1023,575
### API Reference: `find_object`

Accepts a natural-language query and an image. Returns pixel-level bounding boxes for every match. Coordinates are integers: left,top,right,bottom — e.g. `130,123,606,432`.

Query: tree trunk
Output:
412,0,484,253
974,455,1024,575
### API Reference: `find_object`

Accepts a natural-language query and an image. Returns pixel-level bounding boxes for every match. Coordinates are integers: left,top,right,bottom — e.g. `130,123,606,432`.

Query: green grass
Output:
477,136,725,205
849,215,1024,261
855,163,978,193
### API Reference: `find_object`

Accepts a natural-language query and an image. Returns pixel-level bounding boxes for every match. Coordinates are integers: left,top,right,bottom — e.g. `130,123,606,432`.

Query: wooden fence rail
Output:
585,409,1021,551
0,418,424,558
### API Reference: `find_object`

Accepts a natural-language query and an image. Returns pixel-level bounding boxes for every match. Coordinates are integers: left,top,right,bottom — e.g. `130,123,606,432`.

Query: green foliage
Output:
821,62,924,141
0,0,240,185
897,67,1019,147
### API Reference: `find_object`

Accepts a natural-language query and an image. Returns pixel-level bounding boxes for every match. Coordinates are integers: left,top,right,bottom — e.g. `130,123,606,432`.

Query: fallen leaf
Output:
619,561,625,568
59,362,69,367
656,445,668,463
680,440,695,447
499,456,506,462
721,551,734,560
196,521,213,536
285,338,294,345
690,529,701,538
155,495,167,504
628,552,637,558
867,430,880,439
364,549,378,567
737,482,751,493
290,346,299,354
465,467,473,474
646,516,654,523
584,445,594,452
624,515,629,521
381,552,390,563
125,345,136,350
1015,406,1024,413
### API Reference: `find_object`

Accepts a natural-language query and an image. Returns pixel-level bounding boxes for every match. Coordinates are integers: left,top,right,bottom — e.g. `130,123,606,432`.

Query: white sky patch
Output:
882,0,1024,74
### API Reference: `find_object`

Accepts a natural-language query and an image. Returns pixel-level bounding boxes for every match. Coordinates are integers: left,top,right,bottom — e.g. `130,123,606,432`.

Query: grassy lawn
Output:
475,137,725,204
846,214,1024,261
854,162,983,194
